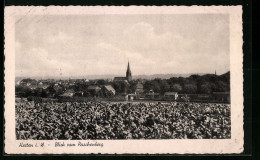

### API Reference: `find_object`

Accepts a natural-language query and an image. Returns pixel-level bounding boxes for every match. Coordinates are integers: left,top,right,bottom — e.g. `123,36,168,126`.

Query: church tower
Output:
126,61,132,81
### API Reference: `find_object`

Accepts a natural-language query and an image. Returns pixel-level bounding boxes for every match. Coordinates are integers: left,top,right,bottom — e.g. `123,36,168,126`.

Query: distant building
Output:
87,85,101,92
114,77,127,81
114,61,132,82
60,89,75,97
87,85,101,90
87,85,102,97
146,90,160,100
164,92,178,101
103,85,116,95
127,94,141,100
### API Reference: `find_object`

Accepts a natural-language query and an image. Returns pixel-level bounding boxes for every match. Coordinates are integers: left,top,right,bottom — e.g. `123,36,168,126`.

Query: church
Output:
114,62,132,82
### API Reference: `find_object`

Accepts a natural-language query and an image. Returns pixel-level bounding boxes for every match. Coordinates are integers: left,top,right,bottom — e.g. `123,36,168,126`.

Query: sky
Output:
15,14,230,77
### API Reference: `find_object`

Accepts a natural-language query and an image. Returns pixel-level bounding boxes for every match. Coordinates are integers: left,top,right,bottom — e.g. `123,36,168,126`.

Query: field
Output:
15,101,231,140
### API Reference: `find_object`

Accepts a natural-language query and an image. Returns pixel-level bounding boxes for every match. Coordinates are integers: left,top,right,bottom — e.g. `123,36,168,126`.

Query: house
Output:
127,94,141,101
146,92,160,100
87,85,101,96
87,85,101,92
164,92,178,101
114,77,127,82
103,85,116,95
59,89,75,97
145,90,160,99
38,80,49,85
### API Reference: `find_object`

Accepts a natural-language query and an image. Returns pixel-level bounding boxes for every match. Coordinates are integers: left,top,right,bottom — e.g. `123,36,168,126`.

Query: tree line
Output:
142,72,230,94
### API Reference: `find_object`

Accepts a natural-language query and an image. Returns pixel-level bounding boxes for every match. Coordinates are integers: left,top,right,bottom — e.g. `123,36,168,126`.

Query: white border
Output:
4,6,243,154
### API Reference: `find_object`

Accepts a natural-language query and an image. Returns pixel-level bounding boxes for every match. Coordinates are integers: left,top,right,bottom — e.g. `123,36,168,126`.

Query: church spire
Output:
127,61,131,72
126,61,132,81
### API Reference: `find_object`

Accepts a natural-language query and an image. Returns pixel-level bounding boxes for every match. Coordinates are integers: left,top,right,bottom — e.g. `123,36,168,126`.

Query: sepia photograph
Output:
4,6,243,154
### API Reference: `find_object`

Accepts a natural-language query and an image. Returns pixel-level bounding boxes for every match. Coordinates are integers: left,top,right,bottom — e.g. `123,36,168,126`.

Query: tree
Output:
128,81,136,94
52,85,65,97
143,80,160,93
143,81,153,93
160,80,170,94
216,80,229,92
73,83,88,92
218,71,230,83
200,83,212,94
189,74,200,81
15,85,26,93
20,78,37,86
168,77,179,84
96,79,107,85
112,81,128,94
151,80,161,93
34,88,43,97
171,83,182,92
15,86,33,97
183,84,197,94
46,85,56,96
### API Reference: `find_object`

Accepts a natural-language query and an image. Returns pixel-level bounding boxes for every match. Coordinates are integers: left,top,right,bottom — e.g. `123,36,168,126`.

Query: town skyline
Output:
16,71,229,81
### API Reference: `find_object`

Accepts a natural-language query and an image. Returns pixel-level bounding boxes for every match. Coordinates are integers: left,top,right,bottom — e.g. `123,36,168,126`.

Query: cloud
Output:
16,47,72,77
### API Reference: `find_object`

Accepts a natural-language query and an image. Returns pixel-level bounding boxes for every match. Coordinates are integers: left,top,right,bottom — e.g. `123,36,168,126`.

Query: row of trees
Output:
143,72,230,94
109,72,230,94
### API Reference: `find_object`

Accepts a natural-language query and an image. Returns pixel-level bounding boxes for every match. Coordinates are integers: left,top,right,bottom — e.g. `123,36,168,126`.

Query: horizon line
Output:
16,71,230,78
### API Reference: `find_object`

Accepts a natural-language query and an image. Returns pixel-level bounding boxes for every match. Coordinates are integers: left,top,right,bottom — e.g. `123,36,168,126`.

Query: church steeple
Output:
126,61,132,81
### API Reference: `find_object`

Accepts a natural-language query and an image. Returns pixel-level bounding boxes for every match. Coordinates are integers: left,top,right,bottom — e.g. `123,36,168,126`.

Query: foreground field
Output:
16,101,231,139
